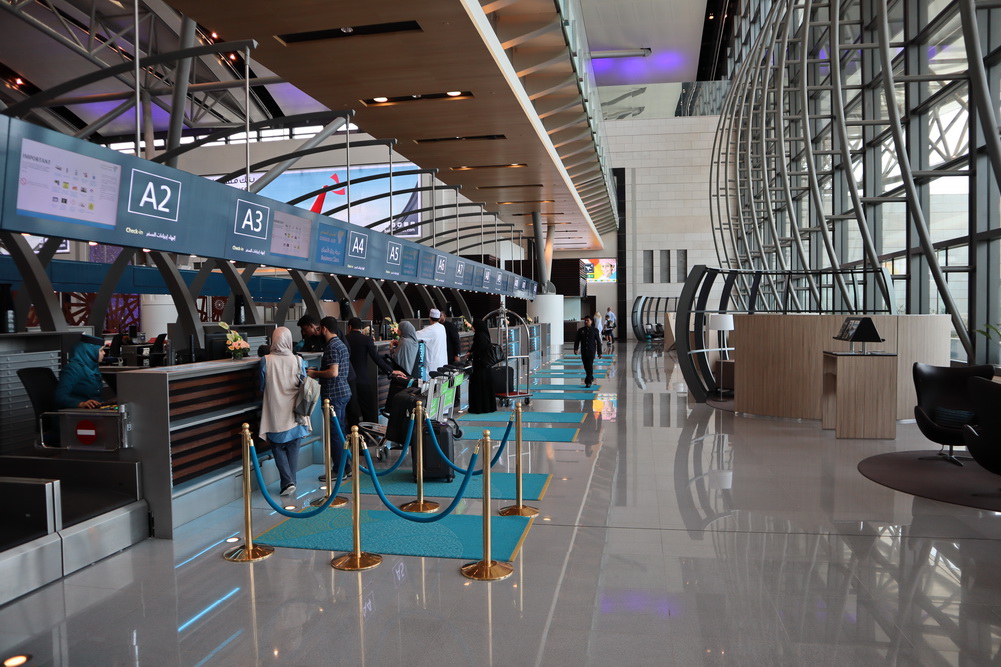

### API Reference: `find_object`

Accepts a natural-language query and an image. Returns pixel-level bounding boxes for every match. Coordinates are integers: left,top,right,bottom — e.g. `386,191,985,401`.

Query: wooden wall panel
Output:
733,314,950,421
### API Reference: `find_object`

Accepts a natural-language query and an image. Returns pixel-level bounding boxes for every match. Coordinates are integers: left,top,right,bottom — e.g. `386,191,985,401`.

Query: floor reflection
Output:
5,343,1001,666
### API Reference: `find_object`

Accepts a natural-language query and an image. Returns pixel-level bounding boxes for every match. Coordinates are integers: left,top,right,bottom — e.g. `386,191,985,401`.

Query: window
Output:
643,250,654,283
676,249,688,283
660,250,671,282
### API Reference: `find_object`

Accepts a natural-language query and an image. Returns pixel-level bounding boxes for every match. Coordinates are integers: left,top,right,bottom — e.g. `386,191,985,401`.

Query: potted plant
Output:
219,321,250,359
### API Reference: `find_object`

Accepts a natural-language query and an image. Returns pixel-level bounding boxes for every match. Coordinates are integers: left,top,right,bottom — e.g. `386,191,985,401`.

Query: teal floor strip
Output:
256,509,532,561
457,425,579,442
457,411,585,424
525,382,599,390
529,392,600,401
342,468,552,500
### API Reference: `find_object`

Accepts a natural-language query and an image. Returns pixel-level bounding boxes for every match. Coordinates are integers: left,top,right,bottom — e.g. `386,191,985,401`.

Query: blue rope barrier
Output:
249,440,349,519
349,417,414,477
425,418,513,475
362,445,479,523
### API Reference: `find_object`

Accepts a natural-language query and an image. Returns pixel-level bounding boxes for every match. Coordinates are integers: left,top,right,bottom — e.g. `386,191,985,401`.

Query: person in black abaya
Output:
467,318,496,414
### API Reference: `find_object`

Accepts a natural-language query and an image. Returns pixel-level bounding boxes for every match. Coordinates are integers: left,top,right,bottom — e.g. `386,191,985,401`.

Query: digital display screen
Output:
16,138,120,228
270,210,312,259
585,258,617,283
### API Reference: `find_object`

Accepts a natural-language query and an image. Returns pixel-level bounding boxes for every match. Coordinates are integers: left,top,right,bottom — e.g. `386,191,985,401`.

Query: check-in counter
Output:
118,354,322,538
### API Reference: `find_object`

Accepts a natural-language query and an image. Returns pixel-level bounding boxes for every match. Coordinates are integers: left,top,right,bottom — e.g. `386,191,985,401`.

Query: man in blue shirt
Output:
307,316,352,479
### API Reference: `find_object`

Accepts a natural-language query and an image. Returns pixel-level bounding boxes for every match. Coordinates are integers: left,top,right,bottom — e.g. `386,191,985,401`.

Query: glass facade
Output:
710,0,1001,363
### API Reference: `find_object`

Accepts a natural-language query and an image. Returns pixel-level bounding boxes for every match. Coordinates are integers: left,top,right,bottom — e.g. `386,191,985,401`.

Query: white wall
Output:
556,115,720,316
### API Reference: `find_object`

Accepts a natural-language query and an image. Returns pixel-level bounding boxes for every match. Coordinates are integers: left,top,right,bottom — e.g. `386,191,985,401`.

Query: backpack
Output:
294,373,321,418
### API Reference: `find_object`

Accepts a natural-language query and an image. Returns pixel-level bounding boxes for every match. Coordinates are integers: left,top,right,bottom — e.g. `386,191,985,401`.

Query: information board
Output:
0,117,537,298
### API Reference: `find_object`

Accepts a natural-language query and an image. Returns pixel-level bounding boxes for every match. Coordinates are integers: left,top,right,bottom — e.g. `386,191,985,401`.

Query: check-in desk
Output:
118,355,321,538
822,351,898,439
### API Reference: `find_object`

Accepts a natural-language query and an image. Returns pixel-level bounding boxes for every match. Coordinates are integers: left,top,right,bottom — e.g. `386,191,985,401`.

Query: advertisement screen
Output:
585,258,617,283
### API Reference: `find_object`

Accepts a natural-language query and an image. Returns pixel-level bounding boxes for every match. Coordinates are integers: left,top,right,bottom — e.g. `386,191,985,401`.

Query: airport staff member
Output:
55,334,108,409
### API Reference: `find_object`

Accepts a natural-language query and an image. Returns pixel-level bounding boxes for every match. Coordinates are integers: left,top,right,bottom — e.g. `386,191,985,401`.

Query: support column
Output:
532,211,548,293
164,17,196,168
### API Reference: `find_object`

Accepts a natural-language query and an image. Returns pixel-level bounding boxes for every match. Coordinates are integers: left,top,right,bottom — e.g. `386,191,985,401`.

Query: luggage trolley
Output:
484,305,534,408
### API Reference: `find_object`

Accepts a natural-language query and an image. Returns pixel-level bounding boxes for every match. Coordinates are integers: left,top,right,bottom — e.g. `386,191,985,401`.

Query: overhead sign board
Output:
0,117,536,298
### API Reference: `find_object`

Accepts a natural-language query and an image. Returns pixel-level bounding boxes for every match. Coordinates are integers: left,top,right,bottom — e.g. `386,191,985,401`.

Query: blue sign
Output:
401,246,419,277
316,222,347,267
0,117,538,299
128,169,181,222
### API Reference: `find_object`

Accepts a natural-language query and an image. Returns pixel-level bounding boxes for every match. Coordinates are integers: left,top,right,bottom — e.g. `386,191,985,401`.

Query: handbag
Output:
294,373,321,418
484,343,506,367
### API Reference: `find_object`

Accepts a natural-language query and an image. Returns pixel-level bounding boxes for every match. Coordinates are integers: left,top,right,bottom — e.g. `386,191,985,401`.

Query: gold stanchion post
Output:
461,430,514,581
499,403,539,517
332,426,382,571
400,400,440,513
312,398,347,508
224,423,275,562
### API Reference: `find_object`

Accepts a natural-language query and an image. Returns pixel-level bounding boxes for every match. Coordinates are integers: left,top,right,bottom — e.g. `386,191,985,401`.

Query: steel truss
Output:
713,0,1001,363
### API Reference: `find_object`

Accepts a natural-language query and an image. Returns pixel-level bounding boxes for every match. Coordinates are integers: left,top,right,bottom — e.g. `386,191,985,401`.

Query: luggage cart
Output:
495,355,531,407
484,304,534,408
426,367,466,439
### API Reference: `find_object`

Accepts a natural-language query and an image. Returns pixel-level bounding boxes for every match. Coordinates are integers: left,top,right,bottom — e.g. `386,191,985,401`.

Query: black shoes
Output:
318,469,352,483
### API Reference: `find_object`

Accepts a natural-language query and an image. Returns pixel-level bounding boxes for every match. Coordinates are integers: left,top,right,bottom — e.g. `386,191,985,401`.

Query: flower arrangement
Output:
384,317,400,340
460,317,473,332
219,321,250,359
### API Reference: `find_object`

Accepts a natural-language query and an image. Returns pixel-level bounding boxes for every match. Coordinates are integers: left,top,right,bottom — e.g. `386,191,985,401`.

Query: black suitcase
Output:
385,375,415,411
411,420,455,483
386,386,427,444
491,364,515,395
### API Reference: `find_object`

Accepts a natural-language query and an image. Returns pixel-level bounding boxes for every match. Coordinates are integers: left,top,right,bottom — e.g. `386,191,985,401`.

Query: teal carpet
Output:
458,411,585,424
344,468,552,500
256,509,532,561
530,392,599,401
533,371,607,378
524,382,599,390
457,425,579,442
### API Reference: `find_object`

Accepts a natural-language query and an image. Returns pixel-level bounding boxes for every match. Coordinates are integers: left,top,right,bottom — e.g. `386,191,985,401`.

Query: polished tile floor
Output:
3,342,1000,666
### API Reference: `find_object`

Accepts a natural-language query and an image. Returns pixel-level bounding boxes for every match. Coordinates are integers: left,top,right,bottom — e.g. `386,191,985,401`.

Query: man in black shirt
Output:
440,311,461,366
296,314,326,353
573,315,603,388
345,317,405,423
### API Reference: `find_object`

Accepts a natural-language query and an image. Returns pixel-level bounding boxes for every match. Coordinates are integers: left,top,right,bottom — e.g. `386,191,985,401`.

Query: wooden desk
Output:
822,352,898,439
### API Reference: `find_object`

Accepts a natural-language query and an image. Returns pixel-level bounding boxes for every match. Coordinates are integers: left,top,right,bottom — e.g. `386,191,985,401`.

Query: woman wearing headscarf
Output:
467,319,496,414
391,321,422,378
55,335,108,409
259,327,311,496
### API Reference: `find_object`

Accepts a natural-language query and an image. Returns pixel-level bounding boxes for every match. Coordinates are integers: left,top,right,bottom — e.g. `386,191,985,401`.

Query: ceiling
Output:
0,0,715,254
580,0,708,86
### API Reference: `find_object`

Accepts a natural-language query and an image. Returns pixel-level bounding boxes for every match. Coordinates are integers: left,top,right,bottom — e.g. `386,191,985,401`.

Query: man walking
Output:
573,315,603,388
605,306,617,344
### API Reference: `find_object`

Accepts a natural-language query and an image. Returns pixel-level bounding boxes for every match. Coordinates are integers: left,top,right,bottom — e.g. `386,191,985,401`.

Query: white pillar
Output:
527,293,564,356
140,294,178,339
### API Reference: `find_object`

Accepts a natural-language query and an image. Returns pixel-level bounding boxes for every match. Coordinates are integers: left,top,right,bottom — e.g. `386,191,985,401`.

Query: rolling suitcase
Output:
386,386,426,444
411,419,455,483
491,364,516,395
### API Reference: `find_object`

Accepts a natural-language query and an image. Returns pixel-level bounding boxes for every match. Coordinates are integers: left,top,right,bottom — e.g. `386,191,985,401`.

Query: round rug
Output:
858,450,1001,512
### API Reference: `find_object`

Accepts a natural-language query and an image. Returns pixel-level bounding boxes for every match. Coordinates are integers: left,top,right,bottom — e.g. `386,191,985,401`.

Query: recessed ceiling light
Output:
451,163,526,171
4,656,30,667
476,184,544,190
363,91,473,106
498,200,555,205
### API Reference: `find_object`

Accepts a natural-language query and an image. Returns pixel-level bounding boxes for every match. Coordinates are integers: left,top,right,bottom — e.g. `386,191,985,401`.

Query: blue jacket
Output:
55,341,104,409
